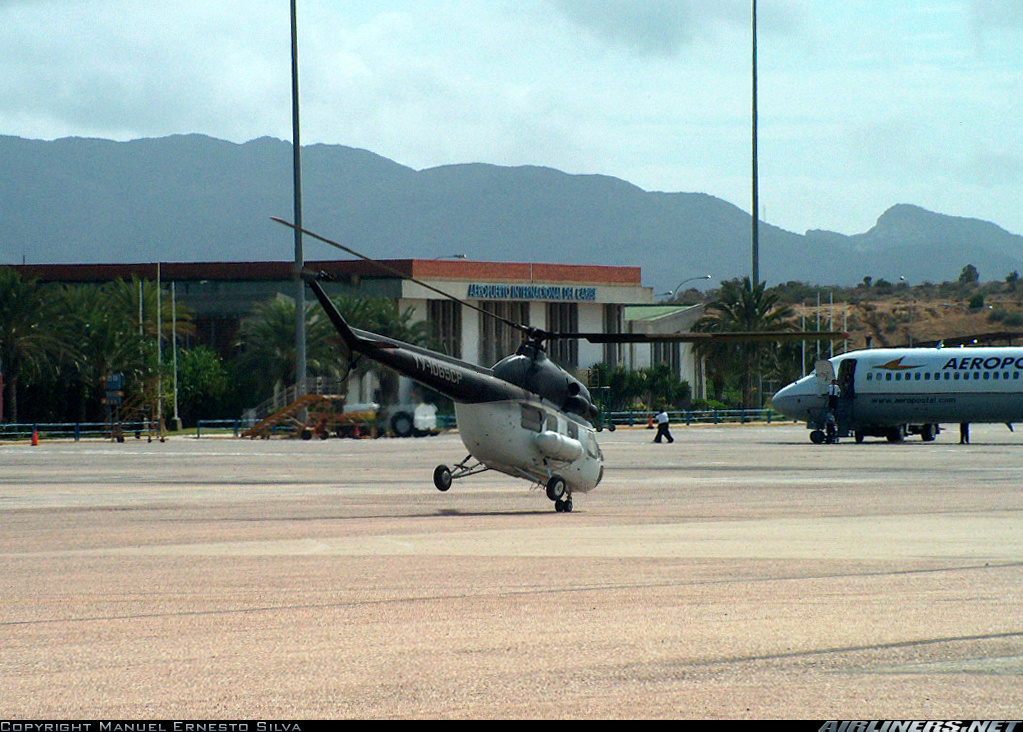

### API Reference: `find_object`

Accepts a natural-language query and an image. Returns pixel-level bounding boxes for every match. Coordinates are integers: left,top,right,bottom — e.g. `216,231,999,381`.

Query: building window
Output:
652,341,681,377
479,301,530,367
428,299,461,359
546,302,578,368
603,304,623,368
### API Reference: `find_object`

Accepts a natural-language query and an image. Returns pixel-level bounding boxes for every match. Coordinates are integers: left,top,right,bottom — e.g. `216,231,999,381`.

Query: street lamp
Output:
659,275,712,300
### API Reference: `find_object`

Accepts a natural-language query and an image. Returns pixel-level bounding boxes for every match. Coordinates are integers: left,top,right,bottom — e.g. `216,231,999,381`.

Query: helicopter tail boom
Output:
303,272,531,406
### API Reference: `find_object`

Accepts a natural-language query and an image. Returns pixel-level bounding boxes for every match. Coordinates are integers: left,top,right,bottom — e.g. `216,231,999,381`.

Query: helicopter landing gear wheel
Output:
545,475,566,502
433,464,452,492
554,496,573,513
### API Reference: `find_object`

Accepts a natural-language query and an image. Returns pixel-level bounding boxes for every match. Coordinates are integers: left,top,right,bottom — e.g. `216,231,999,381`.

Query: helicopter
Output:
274,218,846,512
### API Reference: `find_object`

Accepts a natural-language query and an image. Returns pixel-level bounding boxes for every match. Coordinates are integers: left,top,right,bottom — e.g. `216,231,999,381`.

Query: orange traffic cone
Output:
31,427,39,446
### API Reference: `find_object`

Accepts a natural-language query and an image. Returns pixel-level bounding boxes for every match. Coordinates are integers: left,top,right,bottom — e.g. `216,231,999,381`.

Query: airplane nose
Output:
771,380,821,421
770,386,798,419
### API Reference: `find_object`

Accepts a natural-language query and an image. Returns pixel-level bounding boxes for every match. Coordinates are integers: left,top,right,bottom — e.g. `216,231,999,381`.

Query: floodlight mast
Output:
290,0,306,395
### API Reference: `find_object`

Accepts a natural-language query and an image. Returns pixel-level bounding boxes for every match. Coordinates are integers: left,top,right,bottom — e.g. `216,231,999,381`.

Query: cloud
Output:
544,0,801,57
544,0,731,57
0,1,290,140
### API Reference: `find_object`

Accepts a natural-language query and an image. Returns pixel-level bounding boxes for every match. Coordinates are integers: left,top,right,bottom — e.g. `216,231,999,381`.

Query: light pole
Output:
290,0,306,397
751,0,760,285
659,275,712,301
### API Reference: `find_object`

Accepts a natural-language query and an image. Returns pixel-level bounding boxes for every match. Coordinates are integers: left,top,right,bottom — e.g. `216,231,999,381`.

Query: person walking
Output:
653,409,674,443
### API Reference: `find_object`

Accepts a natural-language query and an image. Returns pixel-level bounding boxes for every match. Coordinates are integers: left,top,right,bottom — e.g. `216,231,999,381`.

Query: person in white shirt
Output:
653,409,674,444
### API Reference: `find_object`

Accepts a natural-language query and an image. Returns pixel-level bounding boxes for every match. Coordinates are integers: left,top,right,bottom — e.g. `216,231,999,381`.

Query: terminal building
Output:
14,259,706,401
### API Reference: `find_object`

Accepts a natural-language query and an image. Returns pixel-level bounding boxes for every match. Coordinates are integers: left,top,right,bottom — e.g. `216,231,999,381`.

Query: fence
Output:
0,421,152,441
2,409,787,442
604,408,784,428
195,419,252,438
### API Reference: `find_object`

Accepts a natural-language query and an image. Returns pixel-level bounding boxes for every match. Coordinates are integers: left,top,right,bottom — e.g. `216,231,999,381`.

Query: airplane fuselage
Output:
772,347,1023,440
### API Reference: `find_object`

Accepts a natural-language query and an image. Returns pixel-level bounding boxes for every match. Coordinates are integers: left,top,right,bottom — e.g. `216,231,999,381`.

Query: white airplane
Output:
771,346,1023,443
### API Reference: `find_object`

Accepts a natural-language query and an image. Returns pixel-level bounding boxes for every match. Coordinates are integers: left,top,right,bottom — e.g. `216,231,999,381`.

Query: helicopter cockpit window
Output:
520,405,543,433
567,421,578,440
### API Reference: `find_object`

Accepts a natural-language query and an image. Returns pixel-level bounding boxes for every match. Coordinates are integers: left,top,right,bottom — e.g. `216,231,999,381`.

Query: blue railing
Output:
195,419,251,437
1,409,785,441
0,421,151,441
603,408,783,427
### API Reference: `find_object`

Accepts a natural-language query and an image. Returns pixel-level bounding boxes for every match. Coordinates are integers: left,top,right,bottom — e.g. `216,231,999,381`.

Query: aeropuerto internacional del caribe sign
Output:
467,283,598,301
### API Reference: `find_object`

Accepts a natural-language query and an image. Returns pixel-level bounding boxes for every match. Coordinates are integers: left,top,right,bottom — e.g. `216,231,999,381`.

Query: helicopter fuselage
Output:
305,275,604,497
455,399,603,492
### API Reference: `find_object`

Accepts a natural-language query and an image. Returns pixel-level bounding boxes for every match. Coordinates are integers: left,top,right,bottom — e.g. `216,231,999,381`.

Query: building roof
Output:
11,259,643,286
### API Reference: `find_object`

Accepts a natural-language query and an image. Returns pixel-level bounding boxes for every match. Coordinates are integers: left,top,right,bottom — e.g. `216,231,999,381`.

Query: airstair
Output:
241,378,362,439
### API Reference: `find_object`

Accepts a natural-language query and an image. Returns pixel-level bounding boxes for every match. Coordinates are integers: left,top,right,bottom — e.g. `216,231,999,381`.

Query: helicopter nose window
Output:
520,405,543,432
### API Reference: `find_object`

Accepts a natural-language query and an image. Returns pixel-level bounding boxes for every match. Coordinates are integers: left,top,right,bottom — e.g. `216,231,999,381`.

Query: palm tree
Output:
0,268,65,422
694,277,795,407
236,296,336,400
105,275,196,342
53,284,152,422
235,293,438,406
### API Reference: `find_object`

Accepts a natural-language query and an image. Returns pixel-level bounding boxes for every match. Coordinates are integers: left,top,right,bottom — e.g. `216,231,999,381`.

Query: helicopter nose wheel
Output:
433,464,452,492
546,475,566,501
546,475,572,511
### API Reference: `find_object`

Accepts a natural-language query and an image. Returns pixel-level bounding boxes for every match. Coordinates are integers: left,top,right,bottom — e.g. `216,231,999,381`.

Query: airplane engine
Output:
534,430,584,462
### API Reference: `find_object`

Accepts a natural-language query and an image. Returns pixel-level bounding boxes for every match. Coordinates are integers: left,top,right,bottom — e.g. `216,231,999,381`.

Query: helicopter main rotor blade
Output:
549,330,849,344
272,217,539,340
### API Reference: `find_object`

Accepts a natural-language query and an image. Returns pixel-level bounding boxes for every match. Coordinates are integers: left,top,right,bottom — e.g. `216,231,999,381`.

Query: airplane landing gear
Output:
554,496,573,512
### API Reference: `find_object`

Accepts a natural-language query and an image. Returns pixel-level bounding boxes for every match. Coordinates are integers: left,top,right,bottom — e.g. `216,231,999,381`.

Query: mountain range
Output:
3,133,1023,296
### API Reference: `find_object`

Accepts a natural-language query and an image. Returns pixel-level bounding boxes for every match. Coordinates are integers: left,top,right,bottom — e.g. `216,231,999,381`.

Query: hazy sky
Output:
3,0,1022,238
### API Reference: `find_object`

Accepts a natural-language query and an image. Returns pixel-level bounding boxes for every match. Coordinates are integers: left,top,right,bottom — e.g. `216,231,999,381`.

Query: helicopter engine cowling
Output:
534,430,584,462
492,344,599,424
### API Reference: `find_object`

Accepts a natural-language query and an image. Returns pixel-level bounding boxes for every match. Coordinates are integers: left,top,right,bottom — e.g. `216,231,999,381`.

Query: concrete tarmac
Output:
1,423,1021,719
